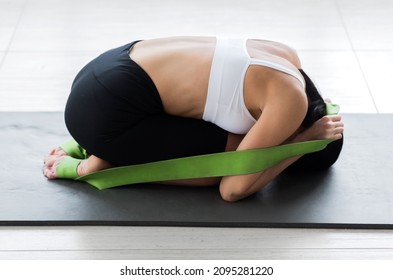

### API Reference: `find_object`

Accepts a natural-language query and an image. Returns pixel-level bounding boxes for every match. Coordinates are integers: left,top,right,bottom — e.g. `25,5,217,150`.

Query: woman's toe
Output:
44,166,55,179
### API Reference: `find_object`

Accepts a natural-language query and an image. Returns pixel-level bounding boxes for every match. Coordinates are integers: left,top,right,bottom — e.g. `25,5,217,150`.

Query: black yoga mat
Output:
0,112,392,228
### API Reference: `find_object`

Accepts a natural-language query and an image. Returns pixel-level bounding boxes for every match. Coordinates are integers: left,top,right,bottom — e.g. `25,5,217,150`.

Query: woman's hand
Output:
296,115,344,142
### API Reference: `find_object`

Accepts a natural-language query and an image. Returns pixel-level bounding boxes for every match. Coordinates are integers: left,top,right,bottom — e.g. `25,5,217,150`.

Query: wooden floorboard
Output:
1,227,392,260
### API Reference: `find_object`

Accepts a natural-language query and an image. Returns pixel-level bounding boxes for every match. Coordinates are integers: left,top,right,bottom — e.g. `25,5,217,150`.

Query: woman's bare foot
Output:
49,146,68,157
77,155,112,176
44,149,112,179
44,154,68,179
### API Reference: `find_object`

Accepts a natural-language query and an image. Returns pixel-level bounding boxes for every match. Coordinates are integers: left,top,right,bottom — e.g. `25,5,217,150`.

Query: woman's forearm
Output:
219,154,302,202
219,133,308,202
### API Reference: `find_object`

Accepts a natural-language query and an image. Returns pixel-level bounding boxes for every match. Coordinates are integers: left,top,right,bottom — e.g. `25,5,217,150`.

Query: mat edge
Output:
1,221,392,230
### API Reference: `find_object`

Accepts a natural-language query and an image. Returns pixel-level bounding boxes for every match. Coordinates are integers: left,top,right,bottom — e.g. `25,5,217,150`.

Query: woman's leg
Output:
95,114,228,166
44,114,230,182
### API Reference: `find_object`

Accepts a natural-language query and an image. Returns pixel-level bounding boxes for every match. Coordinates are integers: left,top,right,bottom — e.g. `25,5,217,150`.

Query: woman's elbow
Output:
219,179,251,202
219,188,240,202
219,174,271,202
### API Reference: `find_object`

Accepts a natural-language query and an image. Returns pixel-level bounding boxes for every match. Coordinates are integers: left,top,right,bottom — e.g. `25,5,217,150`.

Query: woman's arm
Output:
219,88,307,201
219,112,344,202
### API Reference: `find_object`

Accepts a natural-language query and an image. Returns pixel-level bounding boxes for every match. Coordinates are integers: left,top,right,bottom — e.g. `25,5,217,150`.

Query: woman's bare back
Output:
129,36,302,119
129,37,215,118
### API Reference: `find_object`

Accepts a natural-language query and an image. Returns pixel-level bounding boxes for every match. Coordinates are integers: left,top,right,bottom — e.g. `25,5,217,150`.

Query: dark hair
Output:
284,69,343,173
299,69,326,128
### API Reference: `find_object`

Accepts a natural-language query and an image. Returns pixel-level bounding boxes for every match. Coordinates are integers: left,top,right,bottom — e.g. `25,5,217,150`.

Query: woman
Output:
44,36,344,202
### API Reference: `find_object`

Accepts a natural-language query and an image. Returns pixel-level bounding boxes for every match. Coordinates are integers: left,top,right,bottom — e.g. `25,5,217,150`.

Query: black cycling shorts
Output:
65,41,227,166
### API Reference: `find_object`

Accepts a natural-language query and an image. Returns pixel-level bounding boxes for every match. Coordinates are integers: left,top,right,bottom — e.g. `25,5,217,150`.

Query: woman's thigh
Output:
104,114,228,166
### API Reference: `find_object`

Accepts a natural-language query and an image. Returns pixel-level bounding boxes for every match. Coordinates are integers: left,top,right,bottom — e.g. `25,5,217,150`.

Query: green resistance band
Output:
77,103,340,190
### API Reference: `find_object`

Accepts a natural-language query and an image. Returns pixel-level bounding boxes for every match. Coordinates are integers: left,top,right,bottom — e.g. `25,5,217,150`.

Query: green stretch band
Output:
60,139,89,159
77,103,340,190
77,140,332,190
326,103,340,115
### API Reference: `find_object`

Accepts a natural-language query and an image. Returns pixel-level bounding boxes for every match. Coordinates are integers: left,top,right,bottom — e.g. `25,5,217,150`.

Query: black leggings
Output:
65,41,227,166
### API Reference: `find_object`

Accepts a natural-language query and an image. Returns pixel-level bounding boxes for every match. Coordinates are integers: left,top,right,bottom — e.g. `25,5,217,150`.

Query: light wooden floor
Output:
1,227,393,260
1,0,393,260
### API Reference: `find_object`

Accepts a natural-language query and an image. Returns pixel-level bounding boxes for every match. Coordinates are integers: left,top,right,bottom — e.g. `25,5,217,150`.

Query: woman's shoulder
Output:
247,39,302,69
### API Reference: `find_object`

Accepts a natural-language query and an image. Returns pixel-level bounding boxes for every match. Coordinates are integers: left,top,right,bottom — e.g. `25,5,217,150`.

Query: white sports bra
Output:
202,37,306,134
